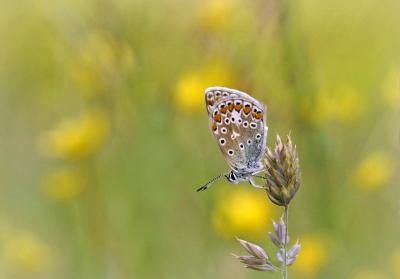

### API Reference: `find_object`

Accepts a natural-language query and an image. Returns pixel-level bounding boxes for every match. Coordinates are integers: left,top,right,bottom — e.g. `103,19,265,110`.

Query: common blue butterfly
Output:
197,87,268,191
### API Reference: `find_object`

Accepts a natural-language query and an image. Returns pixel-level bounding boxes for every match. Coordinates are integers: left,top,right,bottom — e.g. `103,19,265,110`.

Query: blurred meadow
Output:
0,0,400,278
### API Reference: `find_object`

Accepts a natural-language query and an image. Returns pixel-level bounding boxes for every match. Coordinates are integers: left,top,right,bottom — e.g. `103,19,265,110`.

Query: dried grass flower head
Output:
264,134,301,206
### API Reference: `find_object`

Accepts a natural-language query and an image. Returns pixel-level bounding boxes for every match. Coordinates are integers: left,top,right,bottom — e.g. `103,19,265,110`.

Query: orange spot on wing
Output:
243,106,251,114
227,103,234,112
212,122,217,131
252,113,256,118
214,114,222,122
208,100,215,106
215,97,221,101
219,107,227,113
256,112,262,119
235,104,243,112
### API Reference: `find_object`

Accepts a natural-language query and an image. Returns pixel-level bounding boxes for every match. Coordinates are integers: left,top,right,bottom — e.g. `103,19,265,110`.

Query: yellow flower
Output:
175,72,207,113
5,232,50,275
307,85,365,125
41,168,87,202
198,0,234,33
175,62,238,113
391,249,400,278
307,90,335,125
292,234,329,277
382,68,400,108
355,151,394,192
333,85,365,125
37,108,110,160
352,269,389,279
211,185,276,239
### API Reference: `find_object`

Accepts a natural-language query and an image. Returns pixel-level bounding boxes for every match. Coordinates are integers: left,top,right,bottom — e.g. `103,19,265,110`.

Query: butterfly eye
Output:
221,127,227,134
228,149,234,156
243,121,249,128
219,138,226,146
239,143,244,149
250,122,257,129
247,139,252,145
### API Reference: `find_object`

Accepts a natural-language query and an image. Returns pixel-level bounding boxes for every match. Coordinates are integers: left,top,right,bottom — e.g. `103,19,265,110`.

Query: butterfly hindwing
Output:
205,87,242,114
206,87,267,172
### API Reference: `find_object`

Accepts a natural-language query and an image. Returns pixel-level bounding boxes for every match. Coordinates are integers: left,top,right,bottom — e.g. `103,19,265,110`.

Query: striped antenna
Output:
197,173,229,192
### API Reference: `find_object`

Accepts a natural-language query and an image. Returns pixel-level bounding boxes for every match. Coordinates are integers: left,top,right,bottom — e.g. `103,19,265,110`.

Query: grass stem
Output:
282,205,289,279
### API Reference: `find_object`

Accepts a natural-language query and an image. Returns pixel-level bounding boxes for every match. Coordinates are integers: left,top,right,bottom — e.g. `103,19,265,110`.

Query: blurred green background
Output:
0,0,400,278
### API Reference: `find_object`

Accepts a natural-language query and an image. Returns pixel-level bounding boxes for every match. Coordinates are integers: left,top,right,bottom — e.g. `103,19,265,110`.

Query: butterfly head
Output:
225,170,239,184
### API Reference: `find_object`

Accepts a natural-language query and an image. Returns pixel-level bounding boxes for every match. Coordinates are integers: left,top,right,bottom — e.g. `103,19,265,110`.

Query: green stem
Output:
266,258,282,272
283,205,289,279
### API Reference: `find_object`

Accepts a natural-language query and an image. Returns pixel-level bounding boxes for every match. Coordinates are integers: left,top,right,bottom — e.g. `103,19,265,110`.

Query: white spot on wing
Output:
231,130,240,140
232,110,241,118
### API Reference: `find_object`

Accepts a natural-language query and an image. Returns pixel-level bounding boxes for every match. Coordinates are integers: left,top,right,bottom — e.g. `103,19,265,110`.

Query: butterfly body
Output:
198,87,268,191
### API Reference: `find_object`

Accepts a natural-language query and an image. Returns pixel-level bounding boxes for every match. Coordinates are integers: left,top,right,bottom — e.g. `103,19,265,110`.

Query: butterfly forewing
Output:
205,87,267,172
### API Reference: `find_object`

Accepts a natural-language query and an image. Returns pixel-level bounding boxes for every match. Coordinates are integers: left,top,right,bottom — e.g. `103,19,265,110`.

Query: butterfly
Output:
197,86,268,192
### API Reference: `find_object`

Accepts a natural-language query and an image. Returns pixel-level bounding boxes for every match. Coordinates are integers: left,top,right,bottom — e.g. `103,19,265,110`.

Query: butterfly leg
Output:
248,177,268,189
252,175,266,180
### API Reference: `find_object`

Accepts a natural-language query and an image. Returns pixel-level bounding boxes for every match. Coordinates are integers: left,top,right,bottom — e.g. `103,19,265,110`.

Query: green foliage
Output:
0,0,399,278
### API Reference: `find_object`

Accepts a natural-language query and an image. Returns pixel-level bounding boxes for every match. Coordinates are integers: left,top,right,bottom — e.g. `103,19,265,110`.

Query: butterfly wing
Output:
205,87,268,173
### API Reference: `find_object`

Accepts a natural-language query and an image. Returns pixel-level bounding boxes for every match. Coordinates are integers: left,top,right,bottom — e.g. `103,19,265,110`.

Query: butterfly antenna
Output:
197,173,229,192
